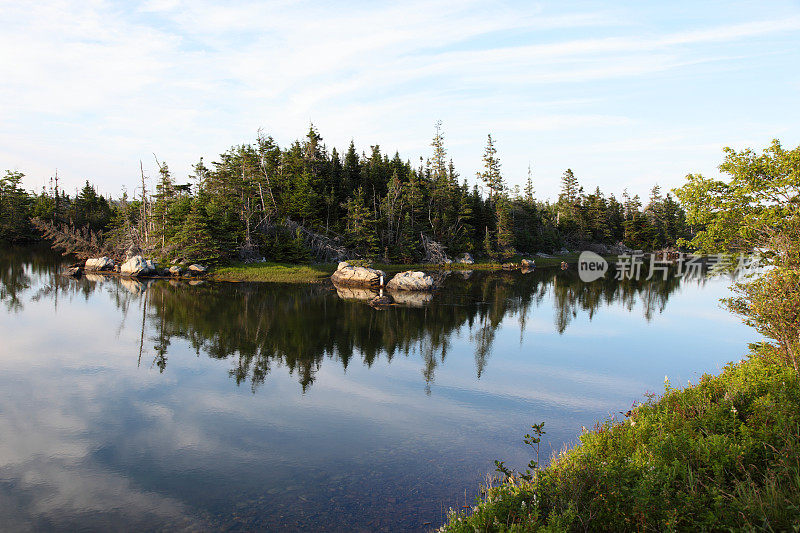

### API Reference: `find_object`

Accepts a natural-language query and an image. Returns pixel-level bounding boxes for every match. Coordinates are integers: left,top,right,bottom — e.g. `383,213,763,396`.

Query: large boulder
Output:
121,255,157,277
85,256,114,272
521,258,535,268
386,270,434,291
331,263,386,287
168,265,183,277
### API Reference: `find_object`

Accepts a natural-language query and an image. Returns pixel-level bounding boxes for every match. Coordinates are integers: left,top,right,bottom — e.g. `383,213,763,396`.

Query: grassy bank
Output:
210,262,336,283
441,348,800,532
208,254,589,283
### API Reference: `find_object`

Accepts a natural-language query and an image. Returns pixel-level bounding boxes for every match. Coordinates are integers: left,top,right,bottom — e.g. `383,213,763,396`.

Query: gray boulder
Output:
386,270,434,291
168,265,183,277
331,263,386,287
121,255,157,277
85,256,114,272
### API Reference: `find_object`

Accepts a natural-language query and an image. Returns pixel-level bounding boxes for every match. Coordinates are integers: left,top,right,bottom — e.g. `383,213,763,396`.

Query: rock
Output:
85,256,114,272
560,261,569,270
557,248,570,255
535,252,552,258
501,263,518,270
386,270,434,291
331,265,386,287
456,253,474,265
521,258,535,268
337,261,351,270
61,265,82,277
188,264,208,275
442,257,453,265
120,255,157,277
168,265,183,277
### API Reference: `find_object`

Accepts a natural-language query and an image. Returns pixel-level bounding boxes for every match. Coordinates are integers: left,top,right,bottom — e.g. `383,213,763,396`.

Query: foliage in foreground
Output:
442,353,800,532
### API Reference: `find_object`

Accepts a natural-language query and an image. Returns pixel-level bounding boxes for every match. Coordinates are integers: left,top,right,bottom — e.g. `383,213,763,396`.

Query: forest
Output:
0,123,689,264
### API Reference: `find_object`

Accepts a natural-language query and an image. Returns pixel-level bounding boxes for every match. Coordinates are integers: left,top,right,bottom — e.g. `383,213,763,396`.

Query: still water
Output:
0,246,757,531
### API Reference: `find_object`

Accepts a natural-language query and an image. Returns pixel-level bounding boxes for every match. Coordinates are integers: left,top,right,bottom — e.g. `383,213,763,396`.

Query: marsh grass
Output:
441,348,800,532
210,262,336,283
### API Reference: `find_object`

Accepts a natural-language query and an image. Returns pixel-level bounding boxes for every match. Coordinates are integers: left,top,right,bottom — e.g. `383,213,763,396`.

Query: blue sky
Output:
1,0,799,201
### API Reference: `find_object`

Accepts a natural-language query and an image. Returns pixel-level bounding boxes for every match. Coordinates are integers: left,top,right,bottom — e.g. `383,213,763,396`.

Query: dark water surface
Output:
0,246,758,531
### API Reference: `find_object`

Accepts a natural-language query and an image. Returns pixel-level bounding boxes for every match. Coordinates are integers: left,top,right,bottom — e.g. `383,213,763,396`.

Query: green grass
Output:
210,262,336,283
441,348,800,532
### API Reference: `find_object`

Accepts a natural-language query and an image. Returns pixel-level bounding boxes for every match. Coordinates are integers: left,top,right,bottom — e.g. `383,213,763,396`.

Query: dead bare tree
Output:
421,233,449,264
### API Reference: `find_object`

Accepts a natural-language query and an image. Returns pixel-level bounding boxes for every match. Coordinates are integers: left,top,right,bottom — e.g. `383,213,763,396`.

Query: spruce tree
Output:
477,134,503,199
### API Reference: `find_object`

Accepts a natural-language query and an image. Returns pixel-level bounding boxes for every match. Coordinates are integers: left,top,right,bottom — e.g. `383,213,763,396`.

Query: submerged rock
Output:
85,256,114,272
386,270,434,291
331,262,386,287
121,255,157,277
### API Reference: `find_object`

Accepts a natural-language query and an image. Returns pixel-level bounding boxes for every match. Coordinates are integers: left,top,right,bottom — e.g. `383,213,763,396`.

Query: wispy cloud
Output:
0,1,798,199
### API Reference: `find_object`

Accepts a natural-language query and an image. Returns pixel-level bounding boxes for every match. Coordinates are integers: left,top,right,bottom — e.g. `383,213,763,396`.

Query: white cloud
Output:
0,1,798,200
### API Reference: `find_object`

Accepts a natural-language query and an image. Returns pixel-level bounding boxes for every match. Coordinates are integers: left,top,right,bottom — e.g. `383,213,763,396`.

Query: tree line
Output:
1,123,689,263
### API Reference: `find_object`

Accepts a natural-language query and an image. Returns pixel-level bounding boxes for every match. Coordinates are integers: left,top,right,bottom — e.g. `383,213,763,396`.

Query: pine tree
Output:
477,134,503,199
176,189,220,264
524,163,535,207
343,186,378,257
495,194,514,258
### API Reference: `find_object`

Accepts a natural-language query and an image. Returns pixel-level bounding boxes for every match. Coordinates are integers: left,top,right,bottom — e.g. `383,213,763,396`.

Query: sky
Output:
1,0,799,201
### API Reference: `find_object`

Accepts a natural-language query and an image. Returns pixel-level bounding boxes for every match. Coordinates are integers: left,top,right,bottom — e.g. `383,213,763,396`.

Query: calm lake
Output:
0,246,758,531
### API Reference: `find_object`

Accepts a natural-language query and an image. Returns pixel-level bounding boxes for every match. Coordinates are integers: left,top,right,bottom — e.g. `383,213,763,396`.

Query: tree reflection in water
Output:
1,247,710,392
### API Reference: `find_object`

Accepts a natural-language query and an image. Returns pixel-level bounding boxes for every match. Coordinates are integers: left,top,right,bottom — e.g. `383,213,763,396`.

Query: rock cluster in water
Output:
61,255,208,280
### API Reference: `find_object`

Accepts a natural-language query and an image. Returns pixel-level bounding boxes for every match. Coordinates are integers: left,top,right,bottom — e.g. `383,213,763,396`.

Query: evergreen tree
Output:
477,134,503,199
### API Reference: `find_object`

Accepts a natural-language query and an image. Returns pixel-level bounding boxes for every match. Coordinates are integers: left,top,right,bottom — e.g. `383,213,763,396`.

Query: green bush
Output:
442,354,800,532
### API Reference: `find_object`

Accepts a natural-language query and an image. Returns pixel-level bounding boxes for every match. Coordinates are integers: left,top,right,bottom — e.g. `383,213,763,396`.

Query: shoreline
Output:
208,253,596,283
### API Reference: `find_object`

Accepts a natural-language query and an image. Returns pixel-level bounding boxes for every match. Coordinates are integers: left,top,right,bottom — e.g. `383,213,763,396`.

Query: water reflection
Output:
0,247,750,531
2,249,706,393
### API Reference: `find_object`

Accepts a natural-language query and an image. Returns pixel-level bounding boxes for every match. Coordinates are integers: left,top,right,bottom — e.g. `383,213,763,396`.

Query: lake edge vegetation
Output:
2,123,689,269
440,139,800,531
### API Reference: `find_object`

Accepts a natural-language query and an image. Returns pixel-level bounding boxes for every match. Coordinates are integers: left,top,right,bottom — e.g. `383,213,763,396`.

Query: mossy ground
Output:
441,348,800,532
